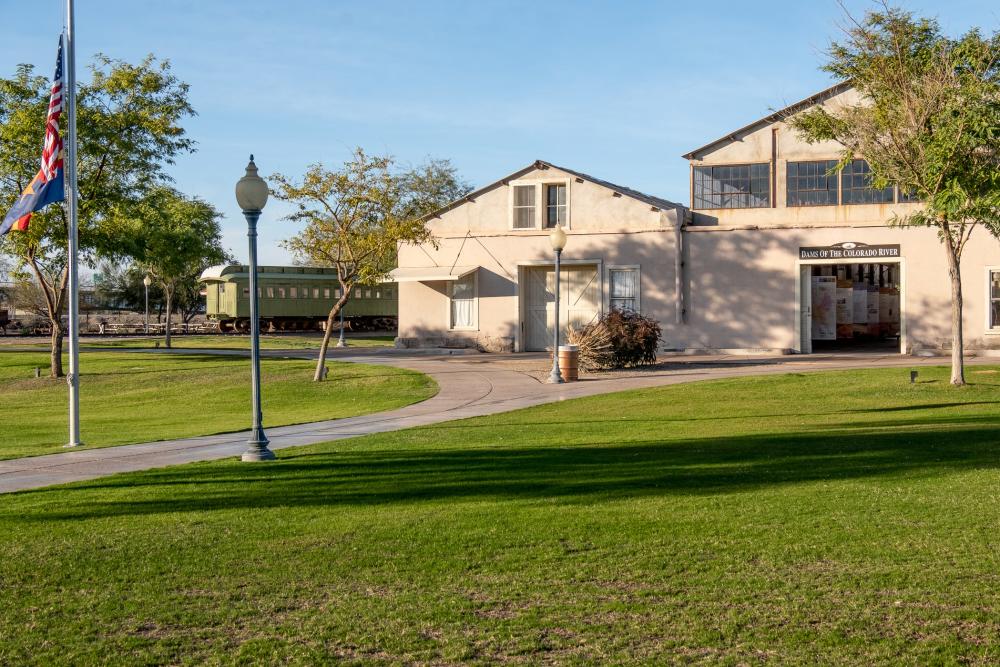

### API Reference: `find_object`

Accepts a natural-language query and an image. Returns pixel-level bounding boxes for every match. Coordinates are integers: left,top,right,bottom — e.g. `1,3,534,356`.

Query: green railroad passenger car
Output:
199,265,397,332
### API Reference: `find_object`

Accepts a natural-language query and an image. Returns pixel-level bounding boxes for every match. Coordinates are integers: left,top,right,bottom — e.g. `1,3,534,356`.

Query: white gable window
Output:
509,179,571,230
449,274,477,329
546,184,566,228
512,185,536,229
609,266,640,312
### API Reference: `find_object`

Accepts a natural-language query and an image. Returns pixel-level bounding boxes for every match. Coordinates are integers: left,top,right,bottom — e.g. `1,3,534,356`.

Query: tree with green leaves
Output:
271,149,470,381
790,6,1000,385
0,54,195,375
118,186,228,348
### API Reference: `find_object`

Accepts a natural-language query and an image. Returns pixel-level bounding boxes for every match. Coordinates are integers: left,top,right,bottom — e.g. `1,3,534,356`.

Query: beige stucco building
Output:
394,84,1000,355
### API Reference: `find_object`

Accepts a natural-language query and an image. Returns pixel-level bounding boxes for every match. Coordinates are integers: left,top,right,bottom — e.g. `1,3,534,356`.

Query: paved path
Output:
0,348,988,494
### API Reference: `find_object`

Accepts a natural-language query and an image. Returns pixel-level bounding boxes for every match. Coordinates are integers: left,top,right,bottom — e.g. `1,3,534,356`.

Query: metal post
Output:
336,296,346,348
242,210,274,461
144,282,149,334
64,0,82,447
547,248,564,384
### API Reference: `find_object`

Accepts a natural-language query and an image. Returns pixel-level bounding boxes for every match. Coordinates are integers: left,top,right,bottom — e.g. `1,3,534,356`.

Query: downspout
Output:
674,208,687,324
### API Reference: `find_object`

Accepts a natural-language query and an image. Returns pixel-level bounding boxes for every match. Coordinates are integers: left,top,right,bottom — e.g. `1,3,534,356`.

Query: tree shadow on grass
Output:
13,418,1000,522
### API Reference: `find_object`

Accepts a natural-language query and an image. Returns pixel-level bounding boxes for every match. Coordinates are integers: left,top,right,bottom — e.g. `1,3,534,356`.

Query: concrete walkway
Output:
0,348,987,494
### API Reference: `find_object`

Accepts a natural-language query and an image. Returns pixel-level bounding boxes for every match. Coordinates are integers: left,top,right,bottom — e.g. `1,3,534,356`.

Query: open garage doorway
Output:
798,261,905,354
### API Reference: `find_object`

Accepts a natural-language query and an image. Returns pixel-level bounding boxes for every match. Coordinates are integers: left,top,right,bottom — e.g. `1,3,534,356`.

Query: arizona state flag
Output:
1,37,65,236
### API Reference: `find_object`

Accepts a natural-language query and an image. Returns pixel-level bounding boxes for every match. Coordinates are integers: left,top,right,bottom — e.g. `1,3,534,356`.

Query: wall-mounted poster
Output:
811,276,837,340
836,280,853,339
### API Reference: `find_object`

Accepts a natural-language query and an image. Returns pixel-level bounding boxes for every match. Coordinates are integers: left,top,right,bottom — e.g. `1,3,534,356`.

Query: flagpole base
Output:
63,442,85,448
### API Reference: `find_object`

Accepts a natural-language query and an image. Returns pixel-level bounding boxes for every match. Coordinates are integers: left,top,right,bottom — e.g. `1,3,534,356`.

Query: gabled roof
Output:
424,159,684,221
682,81,853,160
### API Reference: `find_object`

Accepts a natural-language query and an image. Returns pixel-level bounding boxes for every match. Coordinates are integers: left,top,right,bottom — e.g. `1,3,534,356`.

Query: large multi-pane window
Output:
841,159,894,204
449,274,476,329
609,267,640,312
693,164,770,209
512,185,536,229
990,270,1000,331
546,184,566,228
787,160,839,206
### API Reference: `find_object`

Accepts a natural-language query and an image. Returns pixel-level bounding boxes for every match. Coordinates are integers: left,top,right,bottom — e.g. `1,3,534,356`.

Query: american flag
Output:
1,36,66,235
40,38,64,184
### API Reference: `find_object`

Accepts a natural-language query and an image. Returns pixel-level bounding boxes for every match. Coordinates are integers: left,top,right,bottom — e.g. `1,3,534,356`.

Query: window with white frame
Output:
990,269,1000,331
512,185,535,229
449,274,476,329
609,267,639,312
546,184,566,228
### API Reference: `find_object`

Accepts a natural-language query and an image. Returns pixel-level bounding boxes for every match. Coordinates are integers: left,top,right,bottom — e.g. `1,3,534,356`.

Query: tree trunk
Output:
49,320,65,378
945,243,965,386
164,284,173,349
314,293,350,382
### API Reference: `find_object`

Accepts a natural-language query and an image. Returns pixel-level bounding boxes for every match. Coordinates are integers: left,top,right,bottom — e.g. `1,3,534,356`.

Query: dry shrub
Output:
567,310,662,370
566,323,613,371
602,309,662,367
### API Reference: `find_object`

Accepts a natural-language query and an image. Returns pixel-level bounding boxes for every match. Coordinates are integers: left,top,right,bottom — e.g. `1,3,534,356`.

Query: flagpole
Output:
64,0,82,447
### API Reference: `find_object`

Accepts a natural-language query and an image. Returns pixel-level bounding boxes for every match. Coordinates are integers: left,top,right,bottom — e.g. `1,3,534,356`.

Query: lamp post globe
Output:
549,225,567,252
235,155,269,211
547,225,567,384
237,155,275,462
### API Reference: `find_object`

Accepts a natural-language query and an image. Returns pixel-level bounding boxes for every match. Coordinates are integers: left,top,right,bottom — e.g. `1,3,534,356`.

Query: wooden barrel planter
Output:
558,344,579,381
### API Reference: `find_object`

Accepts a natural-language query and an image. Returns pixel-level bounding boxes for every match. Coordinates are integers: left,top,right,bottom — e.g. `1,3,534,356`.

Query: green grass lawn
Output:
1,333,395,350
0,350,435,459
3,366,1000,664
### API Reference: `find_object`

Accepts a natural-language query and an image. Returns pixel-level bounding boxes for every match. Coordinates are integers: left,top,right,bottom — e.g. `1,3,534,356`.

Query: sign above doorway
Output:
799,242,901,261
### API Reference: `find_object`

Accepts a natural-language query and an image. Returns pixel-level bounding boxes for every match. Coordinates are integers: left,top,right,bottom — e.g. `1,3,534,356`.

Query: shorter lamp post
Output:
143,275,151,334
336,292,347,348
548,225,567,384
235,155,275,462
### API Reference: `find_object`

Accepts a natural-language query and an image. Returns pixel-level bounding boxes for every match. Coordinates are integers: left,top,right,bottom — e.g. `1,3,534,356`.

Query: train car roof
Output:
199,264,343,282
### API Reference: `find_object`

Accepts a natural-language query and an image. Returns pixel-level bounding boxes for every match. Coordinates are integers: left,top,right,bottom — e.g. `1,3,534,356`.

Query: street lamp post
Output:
143,275,151,334
547,225,567,384
235,155,275,462
336,300,347,348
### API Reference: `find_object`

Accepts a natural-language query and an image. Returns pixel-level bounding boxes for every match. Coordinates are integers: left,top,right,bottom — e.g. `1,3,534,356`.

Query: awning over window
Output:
388,266,479,283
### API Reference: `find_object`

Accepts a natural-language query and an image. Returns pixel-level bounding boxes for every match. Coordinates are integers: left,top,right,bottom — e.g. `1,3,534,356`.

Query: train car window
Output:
290,287,297,298
386,289,393,299
312,288,319,298
278,287,286,298
324,288,331,299
375,290,381,299
266,287,274,298
242,288,249,296
258,288,262,298
365,289,372,298
355,289,361,298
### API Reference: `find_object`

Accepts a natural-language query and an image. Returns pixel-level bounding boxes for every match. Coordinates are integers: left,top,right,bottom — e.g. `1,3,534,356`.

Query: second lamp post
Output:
143,274,151,334
548,225,567,384
235,155,275,462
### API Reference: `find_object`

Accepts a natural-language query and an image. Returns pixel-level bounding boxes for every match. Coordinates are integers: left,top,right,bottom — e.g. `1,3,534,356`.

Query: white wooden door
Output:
524,265,600,351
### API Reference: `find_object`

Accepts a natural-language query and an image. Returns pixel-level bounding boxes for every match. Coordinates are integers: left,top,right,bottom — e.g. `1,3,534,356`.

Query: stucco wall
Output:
397,158,1000,355
678,225,1000,353
396,165,682,351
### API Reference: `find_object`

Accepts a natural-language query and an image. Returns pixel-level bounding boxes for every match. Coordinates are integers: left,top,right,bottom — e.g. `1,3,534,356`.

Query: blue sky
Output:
1,0,995,264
